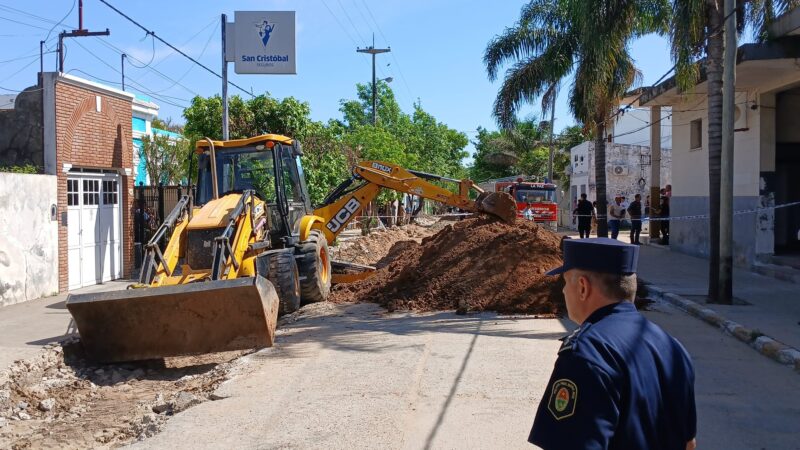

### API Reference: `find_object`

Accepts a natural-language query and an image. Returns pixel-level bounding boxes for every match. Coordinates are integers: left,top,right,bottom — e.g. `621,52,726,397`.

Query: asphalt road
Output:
131,301,800,450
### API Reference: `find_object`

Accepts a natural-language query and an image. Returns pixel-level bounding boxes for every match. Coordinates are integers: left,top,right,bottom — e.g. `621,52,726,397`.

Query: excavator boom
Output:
309,161,516,244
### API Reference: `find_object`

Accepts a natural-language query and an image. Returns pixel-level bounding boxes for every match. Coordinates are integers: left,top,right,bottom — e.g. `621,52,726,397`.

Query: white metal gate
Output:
67,172,122,289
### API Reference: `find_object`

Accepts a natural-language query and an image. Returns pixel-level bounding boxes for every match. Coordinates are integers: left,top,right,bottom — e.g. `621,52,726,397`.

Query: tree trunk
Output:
706,3,724,303
594,125,609,238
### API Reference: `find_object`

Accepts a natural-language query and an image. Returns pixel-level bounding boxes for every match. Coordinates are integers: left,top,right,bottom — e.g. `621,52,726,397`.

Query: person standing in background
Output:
573,193,594,238
608,197,626,240
628,194,643,245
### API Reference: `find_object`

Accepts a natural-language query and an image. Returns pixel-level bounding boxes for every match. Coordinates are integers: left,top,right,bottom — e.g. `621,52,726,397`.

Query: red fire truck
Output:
480,178,558,229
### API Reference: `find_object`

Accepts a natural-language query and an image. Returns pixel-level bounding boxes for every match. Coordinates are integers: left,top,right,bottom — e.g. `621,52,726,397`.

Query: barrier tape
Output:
570,200,800,222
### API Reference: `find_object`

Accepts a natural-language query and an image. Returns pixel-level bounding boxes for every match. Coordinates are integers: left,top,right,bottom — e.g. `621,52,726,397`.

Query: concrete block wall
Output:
0,173,58,307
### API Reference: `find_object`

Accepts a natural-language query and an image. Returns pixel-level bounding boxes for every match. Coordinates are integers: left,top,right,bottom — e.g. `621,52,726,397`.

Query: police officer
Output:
528,238,697,450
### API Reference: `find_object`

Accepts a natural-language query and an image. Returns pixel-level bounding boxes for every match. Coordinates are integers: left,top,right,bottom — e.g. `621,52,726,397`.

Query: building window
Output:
102,180,118,205
67,179,79,206
690,119,702,150
83,179,99,206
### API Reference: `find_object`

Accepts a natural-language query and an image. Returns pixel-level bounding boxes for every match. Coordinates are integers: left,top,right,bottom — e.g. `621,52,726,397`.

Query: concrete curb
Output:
644,284,800,374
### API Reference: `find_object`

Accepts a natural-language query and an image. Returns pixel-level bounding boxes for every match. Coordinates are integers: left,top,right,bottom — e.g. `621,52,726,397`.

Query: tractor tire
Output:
266,251,302,316
296,229,331,304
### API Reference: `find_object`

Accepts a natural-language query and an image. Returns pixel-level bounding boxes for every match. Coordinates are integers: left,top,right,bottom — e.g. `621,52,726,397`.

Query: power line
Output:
66,68,190,108
334,0,368,45
359,0,416,105
601,7,739,130
44,0,76,43
97,0,254,98
93,37,200,97
69,39,192,108
0,15,51,31
151,16,218,68
125,33,156,69
148,20,219,95
319,0,360,47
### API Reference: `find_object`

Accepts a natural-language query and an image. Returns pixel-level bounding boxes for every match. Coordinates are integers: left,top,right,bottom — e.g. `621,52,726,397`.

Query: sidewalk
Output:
0,281,129,370
560,227,800,370
636,244,800,353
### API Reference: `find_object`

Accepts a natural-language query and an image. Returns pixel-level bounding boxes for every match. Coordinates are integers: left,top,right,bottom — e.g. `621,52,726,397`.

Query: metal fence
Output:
134,185,192,269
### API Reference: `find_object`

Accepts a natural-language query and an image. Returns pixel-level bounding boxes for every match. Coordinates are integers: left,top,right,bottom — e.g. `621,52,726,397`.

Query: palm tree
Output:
669,0,798,303
485,0,668,237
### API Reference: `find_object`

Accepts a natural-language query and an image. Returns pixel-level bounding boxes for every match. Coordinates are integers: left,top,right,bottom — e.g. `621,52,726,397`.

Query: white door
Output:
67,174,122,289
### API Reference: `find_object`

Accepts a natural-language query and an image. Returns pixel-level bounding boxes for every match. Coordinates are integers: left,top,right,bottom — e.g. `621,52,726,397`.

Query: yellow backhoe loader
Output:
66,134,515,362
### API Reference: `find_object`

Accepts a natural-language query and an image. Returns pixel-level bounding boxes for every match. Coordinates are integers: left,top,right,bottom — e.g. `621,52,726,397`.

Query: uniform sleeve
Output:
684,360,697,441
528,354,619,450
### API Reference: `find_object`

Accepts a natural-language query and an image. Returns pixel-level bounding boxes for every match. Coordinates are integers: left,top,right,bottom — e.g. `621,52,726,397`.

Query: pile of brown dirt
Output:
331,224,435,266
330,217,566,315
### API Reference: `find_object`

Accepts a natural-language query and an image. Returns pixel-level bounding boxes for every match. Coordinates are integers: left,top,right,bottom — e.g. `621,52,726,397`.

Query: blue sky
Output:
0,0,675,159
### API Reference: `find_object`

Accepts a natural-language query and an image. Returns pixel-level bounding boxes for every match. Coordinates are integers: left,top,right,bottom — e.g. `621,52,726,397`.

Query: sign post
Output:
221,13,229,140
221,11,296,139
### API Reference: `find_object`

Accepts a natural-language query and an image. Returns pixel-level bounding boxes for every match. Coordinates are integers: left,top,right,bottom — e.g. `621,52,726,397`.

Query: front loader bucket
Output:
66,276,280,363
475,191,517,224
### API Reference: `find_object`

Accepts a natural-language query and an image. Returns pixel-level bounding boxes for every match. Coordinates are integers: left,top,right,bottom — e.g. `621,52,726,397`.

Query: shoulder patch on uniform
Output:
547,379,578,420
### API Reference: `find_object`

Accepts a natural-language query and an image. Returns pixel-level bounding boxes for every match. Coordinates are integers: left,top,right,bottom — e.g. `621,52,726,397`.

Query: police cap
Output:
546,238,639,276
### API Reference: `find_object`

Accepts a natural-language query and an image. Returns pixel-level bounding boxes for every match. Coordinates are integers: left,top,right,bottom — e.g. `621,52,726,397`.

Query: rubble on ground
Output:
0,337,248,448
330,217,566,315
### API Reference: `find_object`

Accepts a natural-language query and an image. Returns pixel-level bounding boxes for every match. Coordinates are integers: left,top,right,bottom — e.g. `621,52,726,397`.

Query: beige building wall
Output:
671,91,760,198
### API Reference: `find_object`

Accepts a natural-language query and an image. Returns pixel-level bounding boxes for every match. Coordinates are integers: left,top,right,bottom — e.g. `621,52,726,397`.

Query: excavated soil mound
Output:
330,217,566,315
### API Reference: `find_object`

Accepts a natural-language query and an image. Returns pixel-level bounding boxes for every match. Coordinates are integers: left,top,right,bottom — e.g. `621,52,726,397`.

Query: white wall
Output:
0,173,59,307
609,107,672,146
671,91,760,198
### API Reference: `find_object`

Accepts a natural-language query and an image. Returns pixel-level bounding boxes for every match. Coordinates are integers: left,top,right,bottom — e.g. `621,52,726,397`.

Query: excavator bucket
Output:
66,276,280,363
475,191,518,224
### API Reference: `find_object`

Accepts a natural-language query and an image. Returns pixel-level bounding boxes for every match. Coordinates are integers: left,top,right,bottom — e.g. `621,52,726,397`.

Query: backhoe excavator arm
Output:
310,161,515,244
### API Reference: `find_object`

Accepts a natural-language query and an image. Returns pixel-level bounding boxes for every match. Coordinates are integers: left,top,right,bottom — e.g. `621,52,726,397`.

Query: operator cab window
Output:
196,146,276,204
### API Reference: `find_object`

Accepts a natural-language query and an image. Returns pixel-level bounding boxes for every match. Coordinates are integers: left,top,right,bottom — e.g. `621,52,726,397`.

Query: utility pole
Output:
718,0,737,303
357,35,390,125
58,0,109,73
121,54,126,91
221,13,229,140
649,105,661,240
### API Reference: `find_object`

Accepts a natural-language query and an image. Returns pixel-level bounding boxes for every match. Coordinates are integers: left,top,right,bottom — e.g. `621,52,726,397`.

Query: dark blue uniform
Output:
528,301,696,449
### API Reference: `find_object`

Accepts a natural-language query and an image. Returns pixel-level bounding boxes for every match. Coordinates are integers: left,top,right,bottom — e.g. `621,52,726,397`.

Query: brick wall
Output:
55,81,133,291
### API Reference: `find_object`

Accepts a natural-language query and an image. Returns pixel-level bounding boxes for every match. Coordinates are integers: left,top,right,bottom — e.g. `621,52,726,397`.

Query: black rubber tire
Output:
296,229,331,304
266,251,301,316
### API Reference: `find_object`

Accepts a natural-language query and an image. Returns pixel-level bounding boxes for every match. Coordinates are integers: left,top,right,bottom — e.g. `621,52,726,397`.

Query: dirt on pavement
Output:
0,338,250,449
330,216,566,315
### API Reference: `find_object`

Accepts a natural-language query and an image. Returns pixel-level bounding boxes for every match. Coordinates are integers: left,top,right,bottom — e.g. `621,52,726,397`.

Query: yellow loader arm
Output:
308,160,516,244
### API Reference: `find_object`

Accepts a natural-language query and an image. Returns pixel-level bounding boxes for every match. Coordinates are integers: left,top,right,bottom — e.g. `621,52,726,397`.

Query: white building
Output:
640,11,800,267
567,102,672,225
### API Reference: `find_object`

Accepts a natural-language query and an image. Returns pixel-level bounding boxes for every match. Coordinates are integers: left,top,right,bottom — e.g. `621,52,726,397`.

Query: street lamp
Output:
380,77,393,83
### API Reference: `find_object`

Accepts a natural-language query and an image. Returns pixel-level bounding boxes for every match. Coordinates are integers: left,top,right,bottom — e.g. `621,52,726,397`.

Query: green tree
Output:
151,117,183,133
140,133,192,185
485,0,668,237
301,120,351,206
468,118,551,182
339,81,402,129
553,124,590,186
669,0,798,302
